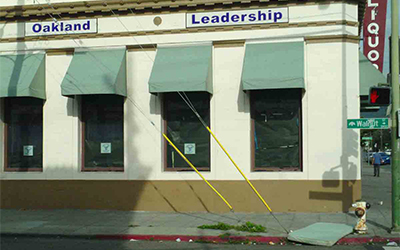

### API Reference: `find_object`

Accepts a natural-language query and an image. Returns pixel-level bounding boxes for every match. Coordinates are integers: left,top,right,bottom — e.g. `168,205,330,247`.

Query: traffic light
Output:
368,86,391,105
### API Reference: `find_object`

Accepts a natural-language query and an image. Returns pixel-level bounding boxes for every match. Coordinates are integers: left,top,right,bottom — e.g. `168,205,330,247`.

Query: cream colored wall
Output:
0,0,98,7
42,54,78,180
1,2,357,21
125,49,161,180
0,24,358,53
212,45,248,180
211,42,308,181
0,14,186,40
1,53,128,180
306,42,360,180
0,2,361,181
0,40,360,181
0,3,358,41
289,3,357,23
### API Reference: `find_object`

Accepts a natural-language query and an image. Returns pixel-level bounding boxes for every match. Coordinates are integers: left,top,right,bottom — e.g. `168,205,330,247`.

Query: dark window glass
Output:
251,89,302,171
164,92,210,170
82,95,124,170
5,97,43,171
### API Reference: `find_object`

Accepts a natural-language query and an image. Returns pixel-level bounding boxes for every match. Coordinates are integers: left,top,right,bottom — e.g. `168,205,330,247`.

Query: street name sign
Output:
347,118,389,129
362,137,373,140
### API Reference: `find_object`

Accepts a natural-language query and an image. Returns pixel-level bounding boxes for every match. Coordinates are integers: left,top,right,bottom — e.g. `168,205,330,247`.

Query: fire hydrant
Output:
352,201,371,234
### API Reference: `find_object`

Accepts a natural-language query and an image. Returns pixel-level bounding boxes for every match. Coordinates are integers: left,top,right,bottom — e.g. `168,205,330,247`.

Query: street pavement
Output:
1,236,399,250
0,162,399,245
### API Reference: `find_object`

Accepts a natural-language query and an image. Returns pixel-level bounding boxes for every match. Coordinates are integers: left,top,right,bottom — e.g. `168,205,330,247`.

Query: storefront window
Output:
81,95,124,171
251,89,302,171
163,92,210,171
4,97,43,171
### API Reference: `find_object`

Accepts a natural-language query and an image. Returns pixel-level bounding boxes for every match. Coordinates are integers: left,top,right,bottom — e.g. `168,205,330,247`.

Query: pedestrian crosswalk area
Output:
382,246,400,250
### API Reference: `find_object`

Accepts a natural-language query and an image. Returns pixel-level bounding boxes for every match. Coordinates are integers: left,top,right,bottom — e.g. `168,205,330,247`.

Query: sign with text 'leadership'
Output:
25,19,98,37
186,8,288,28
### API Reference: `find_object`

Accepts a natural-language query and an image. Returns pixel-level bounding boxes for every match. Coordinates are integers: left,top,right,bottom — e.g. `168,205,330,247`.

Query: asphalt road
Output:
0,236,395,250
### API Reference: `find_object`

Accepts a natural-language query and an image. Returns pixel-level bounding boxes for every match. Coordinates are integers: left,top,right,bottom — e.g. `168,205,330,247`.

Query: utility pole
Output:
390,0,400,233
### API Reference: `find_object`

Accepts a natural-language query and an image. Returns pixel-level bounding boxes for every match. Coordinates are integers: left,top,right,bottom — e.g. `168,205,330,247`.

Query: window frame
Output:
250,89,303,172
79,95,125,172
162,92,211,172
3,97,44,172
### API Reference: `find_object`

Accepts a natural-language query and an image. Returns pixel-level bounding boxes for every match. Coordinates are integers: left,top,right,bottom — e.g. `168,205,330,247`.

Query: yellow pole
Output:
162,133,233,210
205,126,273,212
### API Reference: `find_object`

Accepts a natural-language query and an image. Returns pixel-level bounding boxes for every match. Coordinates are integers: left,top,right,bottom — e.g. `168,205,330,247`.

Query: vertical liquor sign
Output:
363,0,388,72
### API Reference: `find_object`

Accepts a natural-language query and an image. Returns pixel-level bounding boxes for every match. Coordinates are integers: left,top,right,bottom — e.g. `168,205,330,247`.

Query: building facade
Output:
0,0,368,212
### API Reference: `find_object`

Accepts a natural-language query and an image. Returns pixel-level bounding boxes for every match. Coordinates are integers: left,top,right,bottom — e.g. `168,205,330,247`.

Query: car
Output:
364,151,376,162
369,152,391,165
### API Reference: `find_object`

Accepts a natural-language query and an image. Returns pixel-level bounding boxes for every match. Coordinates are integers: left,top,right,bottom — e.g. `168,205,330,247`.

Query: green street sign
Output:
347,118,389,129
362,137,373,140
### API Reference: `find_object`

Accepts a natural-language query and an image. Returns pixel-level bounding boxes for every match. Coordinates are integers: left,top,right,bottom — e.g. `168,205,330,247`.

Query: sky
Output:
360,0,399,76
380,0,399,76
360,0,399,119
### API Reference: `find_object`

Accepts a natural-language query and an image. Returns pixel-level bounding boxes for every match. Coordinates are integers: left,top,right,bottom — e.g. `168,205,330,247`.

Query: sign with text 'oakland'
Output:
347,118,389,129
25,19,97,37
186,8,288,28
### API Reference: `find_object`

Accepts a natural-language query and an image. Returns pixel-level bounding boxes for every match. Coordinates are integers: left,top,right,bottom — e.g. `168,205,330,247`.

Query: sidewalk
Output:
1,164,399,244
1,208,399,244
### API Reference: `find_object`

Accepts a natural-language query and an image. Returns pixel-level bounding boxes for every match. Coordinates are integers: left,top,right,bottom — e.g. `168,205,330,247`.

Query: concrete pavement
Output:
0,163,399,244
1,209,398,244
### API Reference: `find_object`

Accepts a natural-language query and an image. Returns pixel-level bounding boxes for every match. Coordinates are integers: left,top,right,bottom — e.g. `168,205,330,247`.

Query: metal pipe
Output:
205,126,273,212
162,133,233,210
390,0,400,233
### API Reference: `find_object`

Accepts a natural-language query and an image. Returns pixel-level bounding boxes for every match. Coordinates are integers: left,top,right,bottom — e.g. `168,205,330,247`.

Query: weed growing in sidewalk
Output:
198,222,234,231
198,221,266,233
236,222,266,232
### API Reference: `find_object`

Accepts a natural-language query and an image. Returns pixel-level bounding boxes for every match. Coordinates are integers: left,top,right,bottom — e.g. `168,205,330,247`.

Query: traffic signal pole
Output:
390,0,400,233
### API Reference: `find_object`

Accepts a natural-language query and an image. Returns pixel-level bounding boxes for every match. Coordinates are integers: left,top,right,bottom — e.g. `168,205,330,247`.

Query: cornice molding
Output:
305,34,360,44
0,0,364,25
0,20,358,44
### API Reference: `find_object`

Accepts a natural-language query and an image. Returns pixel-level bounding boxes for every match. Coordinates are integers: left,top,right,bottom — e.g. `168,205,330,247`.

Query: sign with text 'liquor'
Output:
186,8,288,28
25,19,98,37
363,0,388,72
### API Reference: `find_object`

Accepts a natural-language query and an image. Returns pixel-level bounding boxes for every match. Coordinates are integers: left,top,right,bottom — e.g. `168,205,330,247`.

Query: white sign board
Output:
101,143,112,154
25,19,98,37
184,143,196,155
23,145,34,156
186,8,288,28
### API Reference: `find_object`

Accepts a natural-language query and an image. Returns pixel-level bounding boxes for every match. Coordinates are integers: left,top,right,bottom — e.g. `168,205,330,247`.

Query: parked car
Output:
364,152,373,162
369,152,391,165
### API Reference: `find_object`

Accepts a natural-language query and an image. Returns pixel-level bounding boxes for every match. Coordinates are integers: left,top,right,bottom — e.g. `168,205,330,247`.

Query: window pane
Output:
165,92,210,169
251,89,301,170
82,95,124,169
6,97,43,169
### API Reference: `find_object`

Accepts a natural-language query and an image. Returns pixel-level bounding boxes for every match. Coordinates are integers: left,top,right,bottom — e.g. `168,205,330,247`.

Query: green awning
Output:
241,42,305,91
61,49,127,96
0,53,46,99
148,45,212,94
359,51,387,96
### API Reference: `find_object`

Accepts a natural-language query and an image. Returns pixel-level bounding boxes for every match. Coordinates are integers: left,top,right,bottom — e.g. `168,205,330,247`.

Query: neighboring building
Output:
359,51,388,119
0,0,382,212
